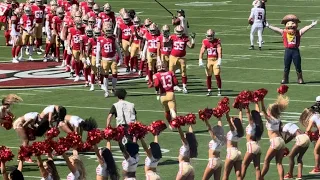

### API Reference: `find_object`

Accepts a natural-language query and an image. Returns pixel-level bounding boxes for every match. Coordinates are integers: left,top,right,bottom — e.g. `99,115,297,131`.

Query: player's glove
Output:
189,32,196,39
265,21,269,27
86,59,91,66
312,20,318,26
198,59,204,67
217,58,222,67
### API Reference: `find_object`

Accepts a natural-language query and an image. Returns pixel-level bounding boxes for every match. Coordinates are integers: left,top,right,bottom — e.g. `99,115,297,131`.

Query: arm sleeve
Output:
45,19,51,36
109,105,116,115
96,42,101,64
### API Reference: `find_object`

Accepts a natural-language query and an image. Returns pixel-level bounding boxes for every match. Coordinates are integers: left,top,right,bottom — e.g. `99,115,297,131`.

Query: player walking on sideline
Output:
248,0,265,50
169,25,195,94
266,15,317,84
199,29,222,96
172,9,189,35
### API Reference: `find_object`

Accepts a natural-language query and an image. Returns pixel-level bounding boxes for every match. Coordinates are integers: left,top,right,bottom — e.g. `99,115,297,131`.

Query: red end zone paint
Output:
0,62,139,89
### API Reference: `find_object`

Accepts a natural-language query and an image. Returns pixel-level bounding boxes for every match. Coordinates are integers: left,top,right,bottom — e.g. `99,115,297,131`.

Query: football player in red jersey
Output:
10,8,22,63
82,14,89,26
87,27,100,91
138,18,152,77
199,29,222,96
32,0,45,54
100,3,115,26
129,16,143,73
114,8,126,39
67,17,85,82
43,5,56,62
0,0,12,46
80,26,93,87
169,25,195,94
159,25,172,70
153,60,178,127
117,13,133,72
19,5,36,61
96,24,123,97
52,7,64,64
143,23,161,88
88,16,97,29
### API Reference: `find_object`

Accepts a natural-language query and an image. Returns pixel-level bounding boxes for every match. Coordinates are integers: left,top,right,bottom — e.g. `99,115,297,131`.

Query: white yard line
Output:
17,93,37,96
32,90,52,93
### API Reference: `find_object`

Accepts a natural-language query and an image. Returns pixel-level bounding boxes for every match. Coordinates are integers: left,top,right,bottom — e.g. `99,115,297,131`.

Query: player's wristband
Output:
191,38,195,44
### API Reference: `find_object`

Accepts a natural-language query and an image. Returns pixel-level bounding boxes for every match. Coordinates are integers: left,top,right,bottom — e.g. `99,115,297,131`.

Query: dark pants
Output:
284,48,302,74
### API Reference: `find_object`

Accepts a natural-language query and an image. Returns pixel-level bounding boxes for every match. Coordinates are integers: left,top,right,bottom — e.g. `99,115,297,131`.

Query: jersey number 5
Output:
258,12,263,20
173,41,184,51
161,75,173,88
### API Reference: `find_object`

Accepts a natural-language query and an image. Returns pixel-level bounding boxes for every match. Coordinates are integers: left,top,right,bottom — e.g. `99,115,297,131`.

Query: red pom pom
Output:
233,90,253,109
18,146,33,160
283,147,290,157
77,141,93,152
170,117,181,128
103,127,114,140
46,128,60,139
113,125,125,142
252,88,268,102
148,120,167,136
198,108,213,121
66,132,82,148
31,141,50,156
53,137,71,155
184,113,196,125
87,129,104,146
2,114,13,130
277,85,289,95
128,122,148,139
0,146,14,162
218,97,229,106
25,127,36,141
212,107,224,118
310,130,319,142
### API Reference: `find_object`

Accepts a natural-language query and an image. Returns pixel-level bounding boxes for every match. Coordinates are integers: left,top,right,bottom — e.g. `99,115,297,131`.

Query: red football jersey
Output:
159,35,172,56
130,25,144,44
170,35,189,57
32,5,45,23
52,16,63,32
0,3,11,22
119,23,133,41
88,11,96,18
10,15,20,32
81,5,91,14
202,38,221,59
44,5,50,14
20,14,35,29
69,27,85,50
98,11,115,25
153,71,178,93
145,32,160,53
79,1,87,8
45,13,54,30
80,34,90,52
63,1,72,11
57,0,63,6
88,37,98,57
98,36,117,58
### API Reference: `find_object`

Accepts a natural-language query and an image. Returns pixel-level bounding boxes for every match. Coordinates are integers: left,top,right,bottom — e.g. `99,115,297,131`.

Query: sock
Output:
12,47,16,57
66,54,72,66
182,76,187,85
36,38,42,49
4,30,10,44
20,46,24,57
15,46,21,57
115,54,119,63
55,47,60,60
130,57,135,71
45,43,51,56
112,74,117,89
29,45,34,56
90,74,95,84
104,77,108,91
124,55,130,67
51,44,56,55
206,76,212,90
148,70,153,83
71,59,76,70
165,111,171,121
63,49,67,60
100,74,104,84
139,60,145,72
84,68,90,81
133,57,138,69
215,75,222,89
74,61,80,76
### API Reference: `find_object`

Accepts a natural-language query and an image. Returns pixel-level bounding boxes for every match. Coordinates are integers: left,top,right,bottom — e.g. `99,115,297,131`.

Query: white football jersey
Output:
249,7,265,27
178,16,189,35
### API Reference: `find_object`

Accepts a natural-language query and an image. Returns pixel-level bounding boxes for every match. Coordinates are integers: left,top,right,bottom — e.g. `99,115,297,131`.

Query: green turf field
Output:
2,0,320,179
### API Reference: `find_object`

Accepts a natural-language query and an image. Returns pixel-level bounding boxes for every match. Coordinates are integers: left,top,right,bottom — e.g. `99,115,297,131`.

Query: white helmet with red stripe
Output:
206,29,215,41
103,3,111,13
85,26,93,37
93,27,101,37
144,18,152,28
87,0,94,8
119,8,127,17
24,5,32,15
122,13,131,24
50,0,57,6
93,4,100,14
103,24,113,36
162,24,170,37
149,23,158,35
88,16,96,26
133,16,140,27
174,25,184,37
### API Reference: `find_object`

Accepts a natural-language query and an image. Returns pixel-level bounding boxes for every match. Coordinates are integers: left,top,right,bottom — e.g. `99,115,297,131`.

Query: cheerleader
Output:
222,112,244,180
141,135,162,180
36,155,60,180
0,94,22,125
202,118,224,180
176,125,198,180
58,115,97,134
241,104,264,180
94,145,119,180
40,105,67,126
119,141,140,180
282,123,310,179
299,108,320,174
1,161,24,180
260,96,289,180
62,153,86,180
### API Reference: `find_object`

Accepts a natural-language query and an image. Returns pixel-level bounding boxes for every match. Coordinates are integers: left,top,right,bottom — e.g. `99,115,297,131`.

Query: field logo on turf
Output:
175,1,232,6
0,62,139,88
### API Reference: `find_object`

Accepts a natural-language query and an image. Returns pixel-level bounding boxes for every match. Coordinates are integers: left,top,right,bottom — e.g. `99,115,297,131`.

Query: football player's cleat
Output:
174,86,182,91
217,88,222,96
104,91,109,98
28,56,34,61
90,84,94,91
12,58,19,63
206,90,212,96
249,45,254,50
182,87,188,94
74,76,80,82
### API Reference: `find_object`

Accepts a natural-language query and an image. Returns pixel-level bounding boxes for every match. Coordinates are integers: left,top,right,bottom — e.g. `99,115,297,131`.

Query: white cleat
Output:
182,87,188,94
117,62,121,67
90,84,94,91
36,50,42,55
74,76,80,82
12,58,19,63
18,56,23,61
28,56,34,61
40,47,45,52
104,91,109,98
206,91,212,96
217,88,222,96
145,75,149,81
101,85,106,91
25,48,30,55
55,58,59,62
174,86,182,92
257,40,265,44
43,57,47,62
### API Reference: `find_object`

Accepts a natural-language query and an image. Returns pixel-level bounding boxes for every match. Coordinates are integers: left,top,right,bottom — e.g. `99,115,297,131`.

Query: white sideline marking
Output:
32,90,52,93
17,93,37,96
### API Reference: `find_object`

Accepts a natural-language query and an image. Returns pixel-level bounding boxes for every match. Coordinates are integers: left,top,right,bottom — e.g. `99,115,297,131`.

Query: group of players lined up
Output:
1,0,224,96
3,88,320,180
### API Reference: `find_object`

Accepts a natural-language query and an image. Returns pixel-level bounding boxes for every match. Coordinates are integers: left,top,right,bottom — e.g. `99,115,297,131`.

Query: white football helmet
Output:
162,25,170,37
24,6,32,15
144,18,152,28
85,26,93,37
133,16,140,27
206,29,215,41
122,13,131,24
93,27,101,37
174,25,184,37
103,24,113,36
93,4,100,14
149,23,158,35
104,3,111,13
